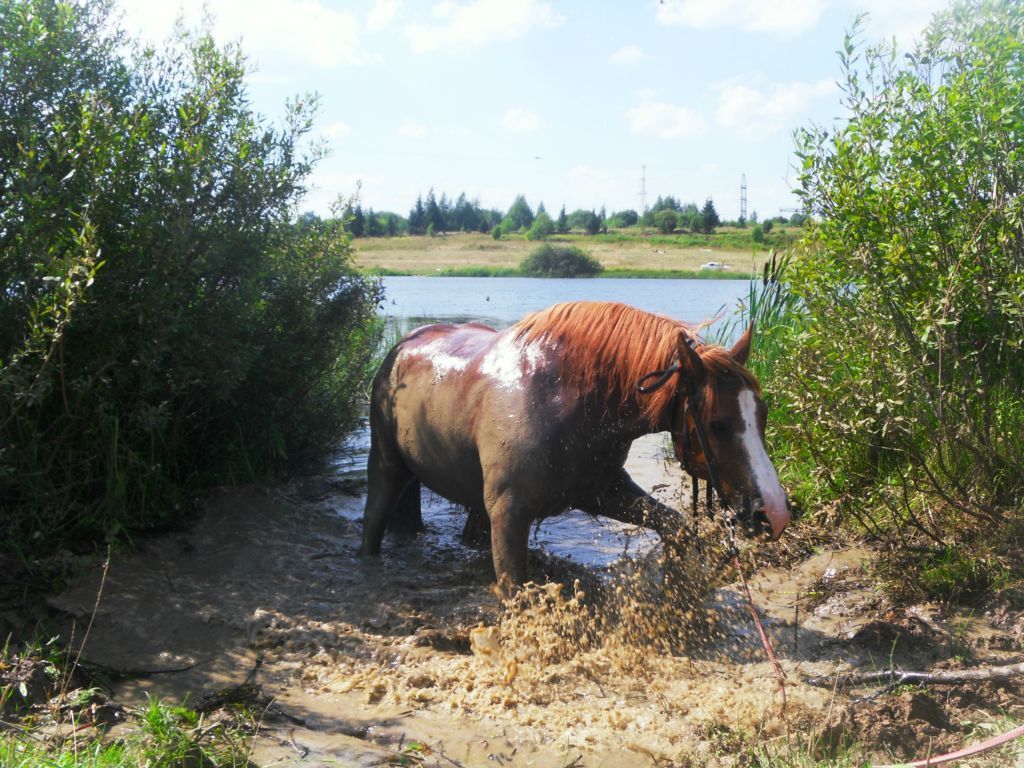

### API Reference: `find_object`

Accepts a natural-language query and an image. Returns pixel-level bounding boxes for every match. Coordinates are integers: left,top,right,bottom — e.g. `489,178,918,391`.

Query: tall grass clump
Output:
0,0,381,557
781,0,1024,544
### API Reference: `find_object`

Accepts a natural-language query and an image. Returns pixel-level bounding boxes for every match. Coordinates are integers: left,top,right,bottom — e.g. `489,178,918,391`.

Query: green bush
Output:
783,0,1024,538
653,209,678,234
0,0,380,554
526,211,555,241
751,225,765,243
520,244,603,277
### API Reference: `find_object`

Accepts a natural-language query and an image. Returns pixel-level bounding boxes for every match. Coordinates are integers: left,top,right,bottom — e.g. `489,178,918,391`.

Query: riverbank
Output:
352,230,796,277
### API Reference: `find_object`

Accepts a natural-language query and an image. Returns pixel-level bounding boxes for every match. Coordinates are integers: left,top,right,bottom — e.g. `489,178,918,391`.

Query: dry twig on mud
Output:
806,661,1024,689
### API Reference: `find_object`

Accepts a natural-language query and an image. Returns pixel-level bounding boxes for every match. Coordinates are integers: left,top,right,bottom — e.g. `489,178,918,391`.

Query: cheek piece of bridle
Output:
635,351,758,536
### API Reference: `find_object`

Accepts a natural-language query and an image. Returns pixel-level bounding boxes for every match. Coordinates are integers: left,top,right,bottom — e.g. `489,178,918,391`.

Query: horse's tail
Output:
386,476,423,537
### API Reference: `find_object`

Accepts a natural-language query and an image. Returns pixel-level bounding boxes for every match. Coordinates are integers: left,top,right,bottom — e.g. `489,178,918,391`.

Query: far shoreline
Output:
362,266,752,279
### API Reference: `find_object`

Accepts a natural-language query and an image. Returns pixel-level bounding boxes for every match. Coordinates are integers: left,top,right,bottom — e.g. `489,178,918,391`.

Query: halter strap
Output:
635,357,731,514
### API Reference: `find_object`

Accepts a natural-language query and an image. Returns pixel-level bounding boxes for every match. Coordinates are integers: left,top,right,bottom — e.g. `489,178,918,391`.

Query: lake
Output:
378,275,752,335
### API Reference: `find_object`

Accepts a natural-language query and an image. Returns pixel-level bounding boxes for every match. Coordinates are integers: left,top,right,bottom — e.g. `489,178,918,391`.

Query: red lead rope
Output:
873,722,1024,767
732,550,787,713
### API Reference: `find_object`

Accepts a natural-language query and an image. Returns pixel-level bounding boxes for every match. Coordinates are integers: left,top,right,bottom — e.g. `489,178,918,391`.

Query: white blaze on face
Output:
737,388,790,539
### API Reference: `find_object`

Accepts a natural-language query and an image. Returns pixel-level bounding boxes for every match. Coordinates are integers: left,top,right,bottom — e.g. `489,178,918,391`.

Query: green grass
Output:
560,227,800,251
1,640,254,768
0,696,254,768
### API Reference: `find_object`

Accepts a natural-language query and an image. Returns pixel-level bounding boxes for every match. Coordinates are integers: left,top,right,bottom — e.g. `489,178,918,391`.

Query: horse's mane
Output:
511,301,757,427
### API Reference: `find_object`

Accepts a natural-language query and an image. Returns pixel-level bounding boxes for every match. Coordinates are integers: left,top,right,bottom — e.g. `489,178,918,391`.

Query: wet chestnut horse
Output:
360,301,790,593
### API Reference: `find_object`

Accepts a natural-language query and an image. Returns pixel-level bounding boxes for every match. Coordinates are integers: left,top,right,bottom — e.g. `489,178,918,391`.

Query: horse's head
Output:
671,326,791,541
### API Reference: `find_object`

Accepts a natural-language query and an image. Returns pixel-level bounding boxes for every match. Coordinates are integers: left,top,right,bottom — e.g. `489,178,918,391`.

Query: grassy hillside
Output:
352,227,800,277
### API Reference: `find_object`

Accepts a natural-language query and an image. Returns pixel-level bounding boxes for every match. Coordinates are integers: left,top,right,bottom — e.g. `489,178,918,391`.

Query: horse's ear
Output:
730,323,754,365
676,331,706,394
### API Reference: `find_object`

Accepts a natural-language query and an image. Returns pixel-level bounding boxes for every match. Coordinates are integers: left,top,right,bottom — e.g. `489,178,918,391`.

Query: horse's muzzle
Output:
739,494,791,541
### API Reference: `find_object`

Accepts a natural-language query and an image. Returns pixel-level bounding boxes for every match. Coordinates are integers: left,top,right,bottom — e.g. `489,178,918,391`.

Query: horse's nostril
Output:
750,499,770,536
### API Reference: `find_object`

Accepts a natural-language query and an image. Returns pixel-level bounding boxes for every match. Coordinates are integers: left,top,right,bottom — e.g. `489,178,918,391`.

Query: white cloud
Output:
301,167,376,214
500,108,541,134
610,45,647,64
850,0,949,47
367,0,403,31
117,0,374,69
564,166,627,207
655,0,829,36
397,121,429,138
716,77,836,139
321,122,353,140
404,0,563,54
625,95,707,140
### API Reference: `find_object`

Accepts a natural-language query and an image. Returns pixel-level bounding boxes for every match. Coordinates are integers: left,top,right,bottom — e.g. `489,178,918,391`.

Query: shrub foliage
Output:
0,0,380,553
785,1,1024,540
520,244,603,278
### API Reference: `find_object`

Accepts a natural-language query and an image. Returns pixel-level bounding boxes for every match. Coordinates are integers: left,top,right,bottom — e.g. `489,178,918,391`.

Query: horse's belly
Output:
393,391,485,509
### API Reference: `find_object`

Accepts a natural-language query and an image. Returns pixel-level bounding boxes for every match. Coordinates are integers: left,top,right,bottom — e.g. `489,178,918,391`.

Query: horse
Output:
359,301,790,594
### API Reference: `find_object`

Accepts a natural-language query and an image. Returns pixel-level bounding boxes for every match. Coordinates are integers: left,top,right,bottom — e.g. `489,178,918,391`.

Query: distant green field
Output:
353,228,797,276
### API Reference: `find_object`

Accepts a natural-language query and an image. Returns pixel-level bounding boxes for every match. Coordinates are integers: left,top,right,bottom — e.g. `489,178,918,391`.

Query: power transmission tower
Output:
740,173,748,224
639,165,647,235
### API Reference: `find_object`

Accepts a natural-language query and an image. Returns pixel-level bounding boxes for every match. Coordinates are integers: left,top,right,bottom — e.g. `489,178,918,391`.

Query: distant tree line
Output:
322,188,809,240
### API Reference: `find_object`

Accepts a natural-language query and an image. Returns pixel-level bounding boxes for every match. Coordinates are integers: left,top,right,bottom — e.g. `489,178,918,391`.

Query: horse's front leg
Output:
575,469,685,541
486,491,531,597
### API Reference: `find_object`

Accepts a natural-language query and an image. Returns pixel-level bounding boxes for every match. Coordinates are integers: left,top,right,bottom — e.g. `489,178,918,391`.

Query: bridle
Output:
635,345,731,522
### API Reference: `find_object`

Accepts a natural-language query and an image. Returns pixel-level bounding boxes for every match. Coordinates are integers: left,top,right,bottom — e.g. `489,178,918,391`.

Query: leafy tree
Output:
751,224,765,243
408,195,426,235
700,199,720,233
425,188,445,233
652,195,686,213
785,1,1024,534
345,203,365,237
653,209,678,234
556,204,569,234
761,219,774,234
608,209,639,228
526,211,555,241
366,208,383,237
505,194,534,231
0,0,380,553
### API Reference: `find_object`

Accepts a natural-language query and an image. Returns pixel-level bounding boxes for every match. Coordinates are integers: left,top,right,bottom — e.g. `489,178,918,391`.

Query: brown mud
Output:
44,436,1024,766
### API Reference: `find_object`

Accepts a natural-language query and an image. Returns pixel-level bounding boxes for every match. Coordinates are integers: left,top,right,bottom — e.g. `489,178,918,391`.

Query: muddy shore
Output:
39,436,1024,766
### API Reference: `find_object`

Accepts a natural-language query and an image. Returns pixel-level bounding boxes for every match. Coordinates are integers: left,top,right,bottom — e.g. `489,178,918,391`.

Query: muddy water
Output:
47,433,1019,766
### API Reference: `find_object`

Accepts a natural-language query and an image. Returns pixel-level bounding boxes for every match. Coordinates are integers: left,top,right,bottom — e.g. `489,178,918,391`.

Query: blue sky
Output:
116,0,950,221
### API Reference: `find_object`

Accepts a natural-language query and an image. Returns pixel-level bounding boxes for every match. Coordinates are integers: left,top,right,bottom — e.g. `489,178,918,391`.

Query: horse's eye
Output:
709,419,731,436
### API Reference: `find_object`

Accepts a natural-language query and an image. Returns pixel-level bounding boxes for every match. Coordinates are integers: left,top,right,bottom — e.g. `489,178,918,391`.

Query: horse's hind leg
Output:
359,435,420,556
460,507,491,548
388,476,423,538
